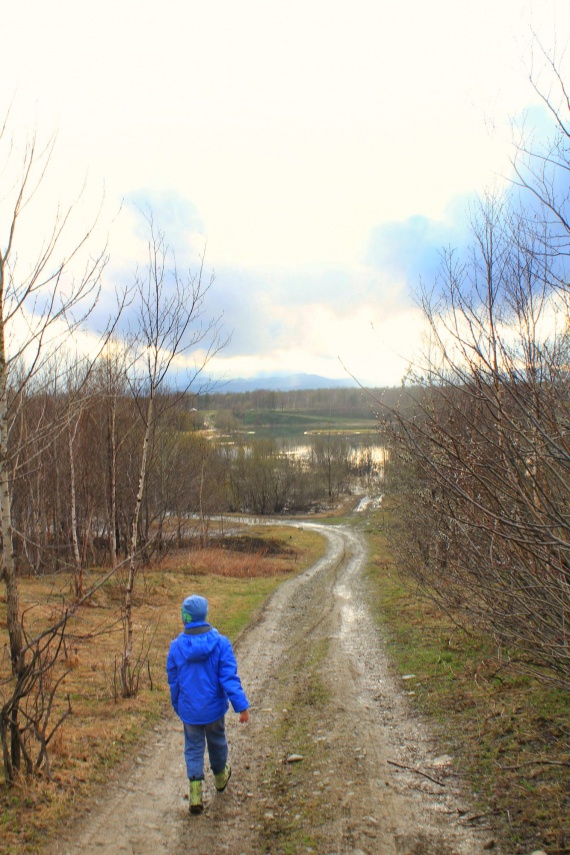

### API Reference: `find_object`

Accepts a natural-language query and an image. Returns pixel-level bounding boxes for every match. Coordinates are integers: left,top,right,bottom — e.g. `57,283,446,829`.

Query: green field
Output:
237,409,378,440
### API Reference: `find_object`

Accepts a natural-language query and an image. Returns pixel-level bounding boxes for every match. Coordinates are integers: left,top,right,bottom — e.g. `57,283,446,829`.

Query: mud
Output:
46,522,502,854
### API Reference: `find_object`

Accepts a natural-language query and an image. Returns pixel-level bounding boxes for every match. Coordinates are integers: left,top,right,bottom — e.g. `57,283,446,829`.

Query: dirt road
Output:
47,522,499,854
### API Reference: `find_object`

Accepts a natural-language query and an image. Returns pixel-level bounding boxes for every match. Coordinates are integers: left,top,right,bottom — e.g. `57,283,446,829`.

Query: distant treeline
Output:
194,385,403,418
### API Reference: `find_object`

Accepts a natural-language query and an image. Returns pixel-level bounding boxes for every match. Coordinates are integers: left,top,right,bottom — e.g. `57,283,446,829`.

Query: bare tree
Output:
90,340,132,569
380,191,570,688
511,36,570,294
0,114,112,776
120,211,226,697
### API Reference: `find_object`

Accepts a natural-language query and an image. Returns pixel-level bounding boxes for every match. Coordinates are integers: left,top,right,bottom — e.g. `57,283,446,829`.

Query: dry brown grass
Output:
179,545,295,577
0,524,325,853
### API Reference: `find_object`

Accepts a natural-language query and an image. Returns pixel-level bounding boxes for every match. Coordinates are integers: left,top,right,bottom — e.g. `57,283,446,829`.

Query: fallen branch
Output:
461,811,496,823
387,759,445,787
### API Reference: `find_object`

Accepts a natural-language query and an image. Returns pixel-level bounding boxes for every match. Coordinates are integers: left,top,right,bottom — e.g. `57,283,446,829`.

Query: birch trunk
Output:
0,258,23,777
106,393,118,568
121,392,154,697
199,449,207,548
68,420,82,598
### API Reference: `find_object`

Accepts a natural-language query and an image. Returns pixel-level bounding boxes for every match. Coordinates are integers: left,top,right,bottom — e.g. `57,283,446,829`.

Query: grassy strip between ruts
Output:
364,519,570,855
254,636,332,855
0,524,325,854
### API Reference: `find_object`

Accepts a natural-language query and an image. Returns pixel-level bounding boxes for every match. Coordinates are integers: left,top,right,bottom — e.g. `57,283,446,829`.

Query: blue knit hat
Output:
181,595,208,625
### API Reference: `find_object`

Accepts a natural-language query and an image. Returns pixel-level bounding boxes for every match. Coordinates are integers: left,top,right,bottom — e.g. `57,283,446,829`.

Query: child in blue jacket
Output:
166,594,249,813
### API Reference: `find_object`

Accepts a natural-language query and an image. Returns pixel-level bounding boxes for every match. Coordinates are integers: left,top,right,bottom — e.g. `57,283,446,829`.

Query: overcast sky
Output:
3,0,570,386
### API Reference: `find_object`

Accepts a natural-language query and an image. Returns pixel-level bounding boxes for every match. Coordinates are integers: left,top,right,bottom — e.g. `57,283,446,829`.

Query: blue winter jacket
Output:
166,622,249,725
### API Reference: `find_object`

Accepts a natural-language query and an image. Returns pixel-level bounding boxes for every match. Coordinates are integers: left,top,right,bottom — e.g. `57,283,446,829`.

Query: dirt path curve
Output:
47,521,499,855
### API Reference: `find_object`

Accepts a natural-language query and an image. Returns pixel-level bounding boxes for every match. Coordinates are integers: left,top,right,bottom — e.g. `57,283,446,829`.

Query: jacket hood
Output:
175,627,220,663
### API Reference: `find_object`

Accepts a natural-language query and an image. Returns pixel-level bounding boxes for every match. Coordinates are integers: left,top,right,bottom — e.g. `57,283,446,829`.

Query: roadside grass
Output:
364,521,570,855
0,524,325,854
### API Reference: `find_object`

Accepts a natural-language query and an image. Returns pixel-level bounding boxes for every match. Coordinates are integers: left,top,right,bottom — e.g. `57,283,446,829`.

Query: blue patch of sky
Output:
123,190,204,262
208,265,277,356
361,102,566,297
365,197,472,290
100,192,211,338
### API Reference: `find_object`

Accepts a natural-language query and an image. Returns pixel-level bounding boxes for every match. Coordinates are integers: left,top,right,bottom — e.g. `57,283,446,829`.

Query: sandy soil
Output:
46,520,503,855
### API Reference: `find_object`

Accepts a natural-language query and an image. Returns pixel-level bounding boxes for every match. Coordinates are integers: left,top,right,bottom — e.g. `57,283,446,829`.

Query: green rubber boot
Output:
214,763,232,792
189,779,203,814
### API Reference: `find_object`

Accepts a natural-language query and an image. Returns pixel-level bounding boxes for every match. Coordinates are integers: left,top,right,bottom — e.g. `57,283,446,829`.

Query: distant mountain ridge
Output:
219,373,357,393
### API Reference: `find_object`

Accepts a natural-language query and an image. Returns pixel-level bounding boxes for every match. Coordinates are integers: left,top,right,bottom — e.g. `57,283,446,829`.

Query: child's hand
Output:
239,710,249,723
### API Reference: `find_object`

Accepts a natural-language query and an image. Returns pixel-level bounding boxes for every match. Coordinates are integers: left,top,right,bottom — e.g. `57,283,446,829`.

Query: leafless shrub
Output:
380,189,570,689
0,613,72,782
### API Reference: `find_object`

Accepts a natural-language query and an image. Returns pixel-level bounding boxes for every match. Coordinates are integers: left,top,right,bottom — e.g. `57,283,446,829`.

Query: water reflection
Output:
280,440,386,469
215,434,387,482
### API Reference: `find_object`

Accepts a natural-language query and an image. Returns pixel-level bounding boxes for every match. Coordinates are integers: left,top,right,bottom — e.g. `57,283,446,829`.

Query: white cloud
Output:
204,299,424,387
2,0,570,386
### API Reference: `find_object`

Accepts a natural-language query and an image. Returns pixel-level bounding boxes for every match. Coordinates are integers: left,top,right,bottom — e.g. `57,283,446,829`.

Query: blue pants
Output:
183,717,228,780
